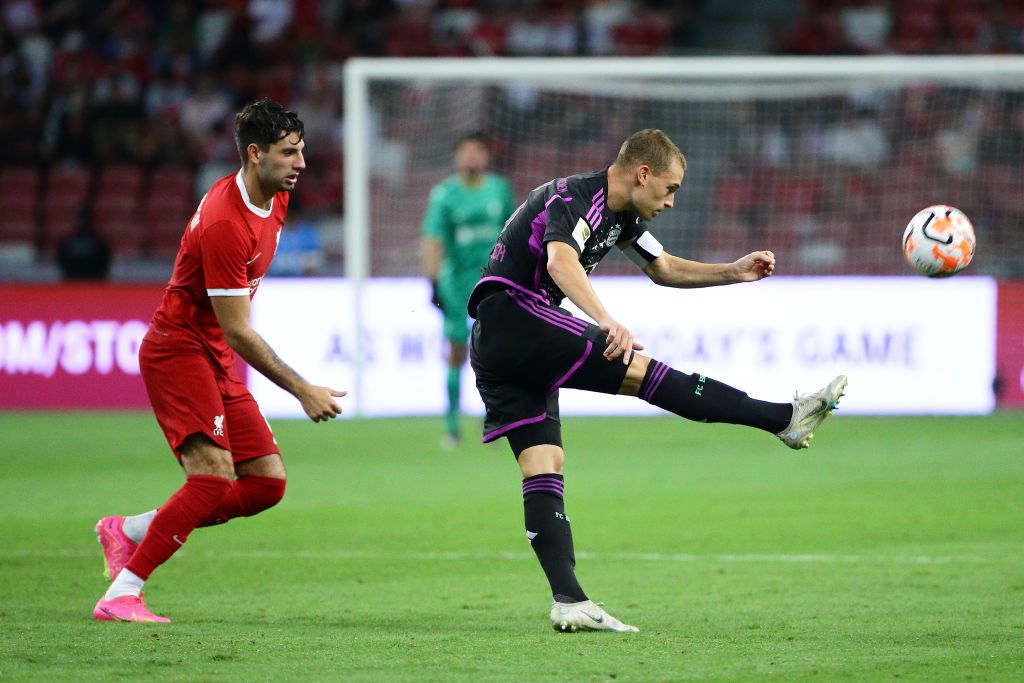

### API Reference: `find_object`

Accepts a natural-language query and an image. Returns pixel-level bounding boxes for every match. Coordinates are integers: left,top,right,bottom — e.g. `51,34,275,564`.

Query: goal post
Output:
341,56,1024,414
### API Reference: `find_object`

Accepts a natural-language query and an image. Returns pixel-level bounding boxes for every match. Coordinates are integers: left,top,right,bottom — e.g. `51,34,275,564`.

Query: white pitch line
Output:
0,548,1005,564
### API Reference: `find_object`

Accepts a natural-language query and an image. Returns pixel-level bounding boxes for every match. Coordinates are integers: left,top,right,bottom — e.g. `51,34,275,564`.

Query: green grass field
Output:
0,411,1021,681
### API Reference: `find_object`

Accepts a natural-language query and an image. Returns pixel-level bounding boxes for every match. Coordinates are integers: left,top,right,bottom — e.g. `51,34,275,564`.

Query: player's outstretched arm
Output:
546,241,643,364
421,236,444,310
641,250,775,288
210,295,346,422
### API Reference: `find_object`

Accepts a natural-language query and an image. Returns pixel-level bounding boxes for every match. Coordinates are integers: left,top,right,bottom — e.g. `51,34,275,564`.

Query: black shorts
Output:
469,287,629,454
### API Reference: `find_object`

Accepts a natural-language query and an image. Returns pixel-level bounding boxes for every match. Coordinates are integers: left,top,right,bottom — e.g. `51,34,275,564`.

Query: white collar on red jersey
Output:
235,170,274,218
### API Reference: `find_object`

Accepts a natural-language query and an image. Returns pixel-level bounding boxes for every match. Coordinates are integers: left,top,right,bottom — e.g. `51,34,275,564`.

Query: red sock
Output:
198,476,287,527
125,474,233,580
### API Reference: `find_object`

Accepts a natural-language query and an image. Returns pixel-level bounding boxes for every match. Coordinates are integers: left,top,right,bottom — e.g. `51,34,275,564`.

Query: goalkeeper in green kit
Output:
421,132,515,447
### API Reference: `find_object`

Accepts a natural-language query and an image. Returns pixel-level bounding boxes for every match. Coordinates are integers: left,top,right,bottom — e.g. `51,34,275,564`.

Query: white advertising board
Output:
249,276,996,418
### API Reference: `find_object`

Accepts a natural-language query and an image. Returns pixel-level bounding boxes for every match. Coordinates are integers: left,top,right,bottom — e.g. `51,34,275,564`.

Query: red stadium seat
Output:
893,8,941,53
149,166,196,203
0,201,37,243
568,148,610,173
41,201,83,249
714,175,759,213
97,164,144,197
0,166,41,196
140,191,193,257
46,165,91,202
92,193,143,255
612,22,668,56
384,19,435,57
770,177,822,215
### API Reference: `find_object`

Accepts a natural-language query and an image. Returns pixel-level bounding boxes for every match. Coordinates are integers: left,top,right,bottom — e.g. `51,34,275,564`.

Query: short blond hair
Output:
614,129,686,175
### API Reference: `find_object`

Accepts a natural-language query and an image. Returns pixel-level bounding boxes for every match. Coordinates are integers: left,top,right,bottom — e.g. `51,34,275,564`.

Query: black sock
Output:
639,360,792,434
522,474,587,602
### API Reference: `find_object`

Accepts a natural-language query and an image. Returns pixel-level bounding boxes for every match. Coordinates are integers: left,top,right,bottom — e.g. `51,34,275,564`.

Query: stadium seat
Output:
149,166,196,204
384,19,435,57
0,166,41,196
695,214,752,264
568,148,611,173
41,168,91,250
469,21,507,55
892,7,941,53
0,201,37,244
46,165,91,201
140,192,192,256
769,177,822,215
980,166,1020,216
41,203,83,251
612,22,669,56
92,193,143,255
714,175,759,214
97,164,144,197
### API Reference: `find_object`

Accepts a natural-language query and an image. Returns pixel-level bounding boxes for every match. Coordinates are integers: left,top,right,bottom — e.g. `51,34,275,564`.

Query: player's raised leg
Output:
776,374,848,449
618,354,846,448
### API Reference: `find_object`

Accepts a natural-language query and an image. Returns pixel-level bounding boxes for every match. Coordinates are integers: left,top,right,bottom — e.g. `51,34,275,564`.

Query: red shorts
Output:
139,339,279,462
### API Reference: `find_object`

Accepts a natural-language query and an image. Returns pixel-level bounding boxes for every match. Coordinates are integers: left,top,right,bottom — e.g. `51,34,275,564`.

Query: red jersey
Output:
145,171,289,373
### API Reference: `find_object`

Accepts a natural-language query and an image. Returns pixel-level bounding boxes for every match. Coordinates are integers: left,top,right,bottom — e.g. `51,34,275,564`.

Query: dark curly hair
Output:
234,98,304,166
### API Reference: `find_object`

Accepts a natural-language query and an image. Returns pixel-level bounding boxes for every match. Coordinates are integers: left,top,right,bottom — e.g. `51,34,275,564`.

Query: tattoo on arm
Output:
233,326,307,396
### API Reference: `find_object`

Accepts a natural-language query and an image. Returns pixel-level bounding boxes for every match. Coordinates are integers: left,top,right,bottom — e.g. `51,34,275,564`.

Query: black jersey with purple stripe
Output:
468,169,646,315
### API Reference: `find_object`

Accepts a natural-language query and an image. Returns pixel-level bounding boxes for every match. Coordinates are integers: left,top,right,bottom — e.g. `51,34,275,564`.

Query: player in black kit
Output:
468,129,847,633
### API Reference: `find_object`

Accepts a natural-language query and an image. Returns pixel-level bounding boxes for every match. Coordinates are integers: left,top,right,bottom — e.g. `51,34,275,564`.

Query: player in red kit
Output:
93,99,345,623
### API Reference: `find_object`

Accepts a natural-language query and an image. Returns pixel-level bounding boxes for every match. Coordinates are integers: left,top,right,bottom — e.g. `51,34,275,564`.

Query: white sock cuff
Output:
104,568,145,601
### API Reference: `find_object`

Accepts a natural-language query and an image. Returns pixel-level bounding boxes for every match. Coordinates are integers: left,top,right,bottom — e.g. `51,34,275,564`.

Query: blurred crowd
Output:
1,0,1022,277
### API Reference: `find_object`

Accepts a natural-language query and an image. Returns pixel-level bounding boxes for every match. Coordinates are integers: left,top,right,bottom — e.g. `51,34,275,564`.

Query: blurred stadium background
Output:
2,2,1023,680
1,0,1023,279
2,0,1022,413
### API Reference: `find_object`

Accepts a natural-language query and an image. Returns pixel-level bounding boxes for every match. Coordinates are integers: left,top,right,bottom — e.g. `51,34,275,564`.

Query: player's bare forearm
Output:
227,326,308,395
545,241,610,323
545,241,642,363
421,238,442,280
210,295,345,421
644,251,775,287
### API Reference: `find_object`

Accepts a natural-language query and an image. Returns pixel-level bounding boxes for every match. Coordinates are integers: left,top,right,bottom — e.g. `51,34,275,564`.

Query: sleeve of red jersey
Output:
202,219,254,296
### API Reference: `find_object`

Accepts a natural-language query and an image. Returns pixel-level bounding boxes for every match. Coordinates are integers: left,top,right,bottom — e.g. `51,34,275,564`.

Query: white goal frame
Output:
342,56,1024,413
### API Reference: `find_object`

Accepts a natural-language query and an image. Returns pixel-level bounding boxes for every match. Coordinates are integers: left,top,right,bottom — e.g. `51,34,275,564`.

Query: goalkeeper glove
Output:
430,280,444,311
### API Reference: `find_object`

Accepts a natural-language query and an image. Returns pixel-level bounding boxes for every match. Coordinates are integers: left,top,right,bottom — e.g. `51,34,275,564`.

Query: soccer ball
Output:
902,205,975,277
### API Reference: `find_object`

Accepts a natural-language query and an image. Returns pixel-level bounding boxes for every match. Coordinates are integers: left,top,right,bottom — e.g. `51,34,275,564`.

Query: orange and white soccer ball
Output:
902,205,975,277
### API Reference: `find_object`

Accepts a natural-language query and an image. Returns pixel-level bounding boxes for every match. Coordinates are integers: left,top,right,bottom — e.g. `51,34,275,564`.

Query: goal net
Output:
344,57,1024,281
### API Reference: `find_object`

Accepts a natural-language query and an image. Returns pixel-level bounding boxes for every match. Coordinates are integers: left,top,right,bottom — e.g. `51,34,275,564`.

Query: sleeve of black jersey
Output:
540,193,586,256
618,214,665,270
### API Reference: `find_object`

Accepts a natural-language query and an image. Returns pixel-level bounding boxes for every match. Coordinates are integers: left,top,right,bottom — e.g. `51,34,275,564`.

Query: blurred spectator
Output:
839,2,891,53
248,0,295,46
0,0,1021,280
56,211,111,281
817,108,888,169
178,75,232,154
291,66,342,160
581,0,631,54
269,202,325,276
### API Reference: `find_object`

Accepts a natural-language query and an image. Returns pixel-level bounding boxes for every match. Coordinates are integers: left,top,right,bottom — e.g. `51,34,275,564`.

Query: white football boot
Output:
550,599,639,633
777,374,848,449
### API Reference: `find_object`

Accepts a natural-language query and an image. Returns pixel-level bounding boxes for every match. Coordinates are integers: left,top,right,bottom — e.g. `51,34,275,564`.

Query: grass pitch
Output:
0,411,1021,681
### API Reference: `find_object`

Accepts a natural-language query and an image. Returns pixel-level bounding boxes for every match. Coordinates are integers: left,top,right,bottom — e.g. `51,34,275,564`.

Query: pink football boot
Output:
95,516,138,581
93,595,170,623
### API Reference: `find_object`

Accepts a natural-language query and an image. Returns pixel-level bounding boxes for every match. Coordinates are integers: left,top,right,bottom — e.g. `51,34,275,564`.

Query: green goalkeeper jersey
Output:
422,173,515,295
